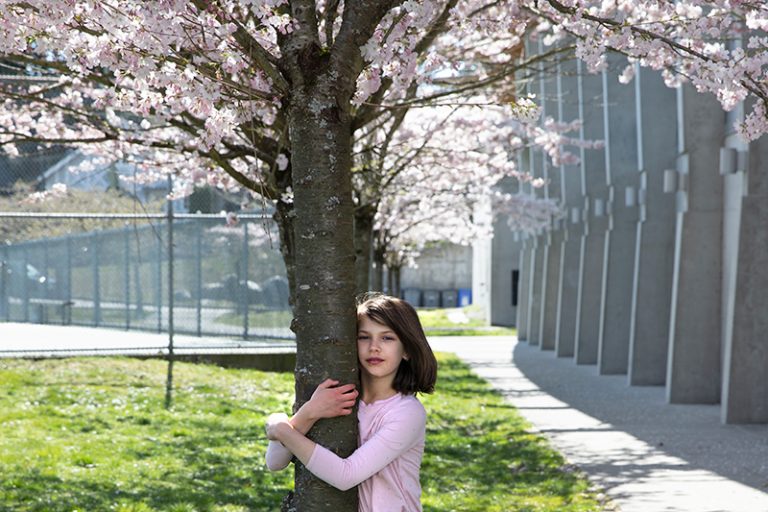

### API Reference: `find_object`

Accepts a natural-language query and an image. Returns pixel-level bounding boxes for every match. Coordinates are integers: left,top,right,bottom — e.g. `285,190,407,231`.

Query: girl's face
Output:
357,316,407,385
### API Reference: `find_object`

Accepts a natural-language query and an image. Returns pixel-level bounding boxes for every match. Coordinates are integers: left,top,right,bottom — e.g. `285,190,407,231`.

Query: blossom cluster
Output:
0,0,765,258
523,0,768,140
358,102,566,264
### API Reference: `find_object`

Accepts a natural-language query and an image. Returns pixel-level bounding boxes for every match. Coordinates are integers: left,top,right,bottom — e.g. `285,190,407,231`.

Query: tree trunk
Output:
393,266,402,298
354,208,375,295
372,246,385,292
274,200,297,309
275,2,403,508
287,80,359,511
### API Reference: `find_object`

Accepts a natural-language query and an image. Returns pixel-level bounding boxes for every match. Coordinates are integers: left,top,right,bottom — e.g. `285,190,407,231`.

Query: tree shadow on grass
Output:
0,359,293,512
422,355,598,511
2,469,289,512
1,420,291,512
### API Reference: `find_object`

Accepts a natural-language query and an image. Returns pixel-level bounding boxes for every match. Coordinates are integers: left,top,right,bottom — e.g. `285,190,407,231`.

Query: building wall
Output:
494,39,768,424
399,244,472,292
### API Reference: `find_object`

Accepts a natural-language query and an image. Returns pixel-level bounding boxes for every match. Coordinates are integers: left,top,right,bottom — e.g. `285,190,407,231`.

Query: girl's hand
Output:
297,378,358,426
308,378,359,419
284,379,358,435
266,412,291,441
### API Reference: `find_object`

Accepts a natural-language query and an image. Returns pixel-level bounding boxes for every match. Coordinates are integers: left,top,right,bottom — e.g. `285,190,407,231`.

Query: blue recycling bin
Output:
457,288,472,307
441,290,458,308
402,288,422,307
422,290,440,308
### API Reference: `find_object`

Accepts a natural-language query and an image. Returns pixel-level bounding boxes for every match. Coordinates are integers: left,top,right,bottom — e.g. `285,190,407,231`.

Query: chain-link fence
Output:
0,211,294,347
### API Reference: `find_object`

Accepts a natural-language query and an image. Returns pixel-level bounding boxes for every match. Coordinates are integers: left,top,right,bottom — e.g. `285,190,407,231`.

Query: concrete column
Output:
558,224,582,357
597,55,639,375
539,54,563,351
575,61,609,365
666,85,725,404
627,66,677,386
555,55,583,358
517,149,534,340
472,196,493,324
526,148,546,347
516,237,531,340
528,229,544,347
490,177,523,327
541,228,562,350
526,40,551,347
722,135,768,423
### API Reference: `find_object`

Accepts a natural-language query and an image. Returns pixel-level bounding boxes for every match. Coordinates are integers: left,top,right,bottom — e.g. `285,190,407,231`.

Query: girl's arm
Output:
267,400,426,491
265,423,294,470
266,418,317,468
265,379,358,471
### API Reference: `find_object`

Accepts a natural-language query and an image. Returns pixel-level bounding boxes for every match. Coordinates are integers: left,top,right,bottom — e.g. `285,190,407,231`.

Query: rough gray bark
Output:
287,82,359,511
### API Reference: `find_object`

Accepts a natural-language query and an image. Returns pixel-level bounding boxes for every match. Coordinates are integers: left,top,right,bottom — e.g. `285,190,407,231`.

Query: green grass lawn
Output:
214,309,293,328
214,305,518,336
0,355,604,511
418,305,518,337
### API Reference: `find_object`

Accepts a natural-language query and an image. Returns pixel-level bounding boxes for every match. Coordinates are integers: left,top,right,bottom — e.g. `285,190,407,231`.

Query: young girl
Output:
265,294,438,511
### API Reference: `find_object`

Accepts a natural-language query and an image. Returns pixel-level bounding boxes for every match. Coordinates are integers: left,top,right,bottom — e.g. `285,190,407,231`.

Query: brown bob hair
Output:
356,293,437,395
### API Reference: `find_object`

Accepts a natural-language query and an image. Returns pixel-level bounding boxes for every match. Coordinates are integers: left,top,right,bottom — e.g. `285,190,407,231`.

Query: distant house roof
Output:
0,148,72,194
0,68,71,194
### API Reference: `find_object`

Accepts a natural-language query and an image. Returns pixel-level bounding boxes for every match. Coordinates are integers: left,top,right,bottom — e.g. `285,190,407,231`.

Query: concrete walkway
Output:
0,322,294,357
429,336,768,512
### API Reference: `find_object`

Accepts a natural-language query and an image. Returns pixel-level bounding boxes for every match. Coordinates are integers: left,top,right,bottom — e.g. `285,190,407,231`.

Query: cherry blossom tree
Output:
0,2,539,510
1,1,767,510
353,101,569,293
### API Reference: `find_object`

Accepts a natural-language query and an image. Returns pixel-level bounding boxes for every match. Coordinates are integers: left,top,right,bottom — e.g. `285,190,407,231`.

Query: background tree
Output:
353,101,588,293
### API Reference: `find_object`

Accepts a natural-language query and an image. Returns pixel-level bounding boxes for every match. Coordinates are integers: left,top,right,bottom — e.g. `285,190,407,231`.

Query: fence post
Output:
124,224,131,330
133,225,144,318
165,178,176,410
168,193,175,343
196,220,202,337
66,237,72,324
156,228,163,333
92,232,101,326
22,246,29,322
43,238,50,301
0,244,7,321
242,221,249,340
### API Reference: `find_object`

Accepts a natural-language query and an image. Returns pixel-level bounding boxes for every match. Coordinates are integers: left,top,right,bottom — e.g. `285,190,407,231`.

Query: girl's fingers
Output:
319,378,338,388
336,383,357,394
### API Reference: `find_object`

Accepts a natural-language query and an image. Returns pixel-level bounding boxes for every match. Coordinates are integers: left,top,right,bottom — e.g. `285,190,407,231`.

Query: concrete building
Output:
491,43,768,424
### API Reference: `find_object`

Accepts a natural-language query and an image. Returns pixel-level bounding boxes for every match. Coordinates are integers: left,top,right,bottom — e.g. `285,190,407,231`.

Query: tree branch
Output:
541,0,768,102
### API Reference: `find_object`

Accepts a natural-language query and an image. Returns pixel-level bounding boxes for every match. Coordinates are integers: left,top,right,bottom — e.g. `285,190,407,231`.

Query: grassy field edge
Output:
0,355,604,511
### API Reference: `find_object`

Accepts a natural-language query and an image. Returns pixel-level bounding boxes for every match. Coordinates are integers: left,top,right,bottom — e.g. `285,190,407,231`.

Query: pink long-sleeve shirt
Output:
266,393,426,512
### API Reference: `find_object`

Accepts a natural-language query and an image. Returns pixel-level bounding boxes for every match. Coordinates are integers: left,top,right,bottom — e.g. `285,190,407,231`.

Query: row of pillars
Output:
515,47,768,424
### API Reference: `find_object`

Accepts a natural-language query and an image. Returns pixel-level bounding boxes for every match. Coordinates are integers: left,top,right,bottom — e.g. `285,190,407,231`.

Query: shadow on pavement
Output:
511,340,768,494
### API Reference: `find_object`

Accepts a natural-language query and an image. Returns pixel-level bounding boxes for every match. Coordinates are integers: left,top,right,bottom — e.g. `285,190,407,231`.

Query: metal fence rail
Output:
0,343,296,359
0,211,295,356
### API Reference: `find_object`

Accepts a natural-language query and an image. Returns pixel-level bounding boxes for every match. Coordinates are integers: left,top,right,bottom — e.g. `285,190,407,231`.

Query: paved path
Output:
429,337,768,512
0,322,293,357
